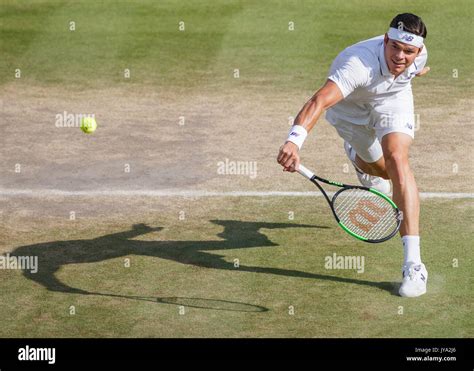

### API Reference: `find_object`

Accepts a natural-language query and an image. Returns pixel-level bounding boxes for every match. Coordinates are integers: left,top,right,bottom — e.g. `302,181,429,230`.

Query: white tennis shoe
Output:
344,141,391,195
399,262,428,298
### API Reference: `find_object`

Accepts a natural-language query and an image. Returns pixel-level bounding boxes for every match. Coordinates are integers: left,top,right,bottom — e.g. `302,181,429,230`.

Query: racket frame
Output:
298,164,401,243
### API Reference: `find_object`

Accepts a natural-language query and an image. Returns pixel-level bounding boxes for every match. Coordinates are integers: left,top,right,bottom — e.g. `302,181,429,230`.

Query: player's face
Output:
384,35,422,76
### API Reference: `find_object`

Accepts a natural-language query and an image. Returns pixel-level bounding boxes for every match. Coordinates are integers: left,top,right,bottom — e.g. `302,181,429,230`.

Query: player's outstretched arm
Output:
277,80,344,172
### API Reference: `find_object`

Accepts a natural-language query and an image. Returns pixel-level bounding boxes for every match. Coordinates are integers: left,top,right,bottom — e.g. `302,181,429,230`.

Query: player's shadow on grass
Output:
12,221,399,305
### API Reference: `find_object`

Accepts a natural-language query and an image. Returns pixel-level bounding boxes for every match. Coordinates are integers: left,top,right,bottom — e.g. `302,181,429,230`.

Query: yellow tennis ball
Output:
80,117,97,134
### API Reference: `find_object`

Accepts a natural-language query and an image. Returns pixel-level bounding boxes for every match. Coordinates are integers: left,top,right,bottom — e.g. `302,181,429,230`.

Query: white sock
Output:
402,235,421,265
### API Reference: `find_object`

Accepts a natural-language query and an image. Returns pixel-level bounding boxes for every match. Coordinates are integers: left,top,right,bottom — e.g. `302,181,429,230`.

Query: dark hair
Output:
390,13,427,38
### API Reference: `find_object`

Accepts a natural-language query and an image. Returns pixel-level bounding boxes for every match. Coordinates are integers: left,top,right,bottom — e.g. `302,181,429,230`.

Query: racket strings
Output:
338,197,397,239
367,206,398,235
338,201,397,239
340,198,397,239
333,189,398,240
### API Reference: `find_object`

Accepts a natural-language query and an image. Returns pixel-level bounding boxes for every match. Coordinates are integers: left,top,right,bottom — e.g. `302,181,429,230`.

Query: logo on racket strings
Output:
348,200,390,233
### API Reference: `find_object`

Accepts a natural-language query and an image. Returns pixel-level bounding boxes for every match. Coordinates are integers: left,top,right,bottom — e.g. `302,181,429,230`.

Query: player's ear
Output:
417,45,423,56
384,34,389,45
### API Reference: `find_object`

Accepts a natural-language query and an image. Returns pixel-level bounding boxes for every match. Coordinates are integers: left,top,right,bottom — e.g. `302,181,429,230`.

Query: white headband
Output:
387,27,424,48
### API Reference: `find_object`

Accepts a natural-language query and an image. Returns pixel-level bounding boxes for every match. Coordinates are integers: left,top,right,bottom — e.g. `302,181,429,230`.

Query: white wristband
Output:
286,125,307,150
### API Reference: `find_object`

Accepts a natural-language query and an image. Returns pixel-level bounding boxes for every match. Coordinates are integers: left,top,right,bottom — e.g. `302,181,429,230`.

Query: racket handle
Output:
297,164,314,179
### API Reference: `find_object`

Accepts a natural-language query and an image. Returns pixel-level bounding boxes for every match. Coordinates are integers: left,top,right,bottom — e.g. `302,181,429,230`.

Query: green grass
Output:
0,0,244,87
0,197,472,337
0,0,472,91
0,0,472,339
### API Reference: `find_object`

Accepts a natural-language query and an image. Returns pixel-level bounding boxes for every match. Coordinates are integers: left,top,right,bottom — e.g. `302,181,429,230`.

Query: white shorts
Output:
327,93,416,163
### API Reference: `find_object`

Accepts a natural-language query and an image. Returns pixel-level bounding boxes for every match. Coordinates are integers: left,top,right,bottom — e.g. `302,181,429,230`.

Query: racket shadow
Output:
75,292,269,312
11,221,398,302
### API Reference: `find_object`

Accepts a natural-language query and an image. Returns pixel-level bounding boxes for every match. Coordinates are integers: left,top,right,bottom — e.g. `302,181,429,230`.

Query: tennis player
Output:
277,13,429,297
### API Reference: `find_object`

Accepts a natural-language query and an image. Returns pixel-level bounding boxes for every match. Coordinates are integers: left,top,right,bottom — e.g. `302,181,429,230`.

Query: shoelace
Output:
406,265,422,281
360,172,382,184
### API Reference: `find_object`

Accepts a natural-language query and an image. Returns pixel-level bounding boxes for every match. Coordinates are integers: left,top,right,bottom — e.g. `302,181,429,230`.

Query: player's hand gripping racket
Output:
297,164,401,243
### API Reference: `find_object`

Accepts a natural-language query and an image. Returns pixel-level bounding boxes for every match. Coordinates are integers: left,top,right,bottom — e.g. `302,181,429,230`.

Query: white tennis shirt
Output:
326,35,428,125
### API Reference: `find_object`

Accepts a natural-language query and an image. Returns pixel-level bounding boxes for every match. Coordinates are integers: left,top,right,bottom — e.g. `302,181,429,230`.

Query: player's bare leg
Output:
343,142,391,194
354,155,390,180
381,133,419,236
381,132,427,297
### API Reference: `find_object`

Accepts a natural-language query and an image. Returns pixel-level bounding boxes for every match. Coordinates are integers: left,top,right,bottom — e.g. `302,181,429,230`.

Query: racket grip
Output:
297,164,314,179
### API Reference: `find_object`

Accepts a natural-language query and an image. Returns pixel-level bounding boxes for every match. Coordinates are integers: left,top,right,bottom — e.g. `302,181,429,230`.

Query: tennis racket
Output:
297,164,401,243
